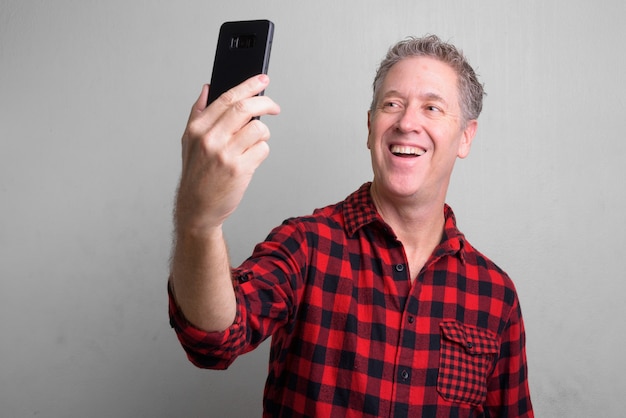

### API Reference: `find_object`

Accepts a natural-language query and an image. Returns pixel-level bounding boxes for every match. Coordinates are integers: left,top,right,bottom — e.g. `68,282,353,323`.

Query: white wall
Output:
2,1,625,416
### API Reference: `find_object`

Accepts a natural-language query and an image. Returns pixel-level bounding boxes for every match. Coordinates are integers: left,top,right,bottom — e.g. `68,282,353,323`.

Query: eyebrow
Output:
421,92,448,106
380,90,449,107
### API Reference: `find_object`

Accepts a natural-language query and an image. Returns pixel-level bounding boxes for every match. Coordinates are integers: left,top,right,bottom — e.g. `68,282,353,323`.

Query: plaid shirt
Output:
169,183,533,417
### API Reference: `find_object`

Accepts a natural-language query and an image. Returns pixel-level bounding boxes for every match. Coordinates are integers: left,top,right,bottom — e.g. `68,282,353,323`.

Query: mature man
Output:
169,35,533,417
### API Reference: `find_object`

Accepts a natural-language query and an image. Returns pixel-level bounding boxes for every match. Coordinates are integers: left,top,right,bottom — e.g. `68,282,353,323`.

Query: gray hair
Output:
370,35,485,123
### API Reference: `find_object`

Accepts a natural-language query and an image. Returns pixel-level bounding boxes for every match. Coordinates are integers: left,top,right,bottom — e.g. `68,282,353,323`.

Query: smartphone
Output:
207,19,274,106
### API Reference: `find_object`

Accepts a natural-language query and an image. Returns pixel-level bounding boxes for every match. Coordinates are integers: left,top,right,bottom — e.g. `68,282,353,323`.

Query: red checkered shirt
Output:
169,183,533,417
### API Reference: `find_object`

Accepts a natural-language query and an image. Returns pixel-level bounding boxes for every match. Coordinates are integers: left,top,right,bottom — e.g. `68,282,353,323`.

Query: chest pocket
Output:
437,320,499,406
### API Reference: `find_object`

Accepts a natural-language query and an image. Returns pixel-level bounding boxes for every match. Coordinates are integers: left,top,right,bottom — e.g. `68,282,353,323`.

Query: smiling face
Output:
367,56,478,207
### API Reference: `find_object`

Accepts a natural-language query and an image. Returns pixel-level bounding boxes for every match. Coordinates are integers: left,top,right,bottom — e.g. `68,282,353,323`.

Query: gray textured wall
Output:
2,1,625,416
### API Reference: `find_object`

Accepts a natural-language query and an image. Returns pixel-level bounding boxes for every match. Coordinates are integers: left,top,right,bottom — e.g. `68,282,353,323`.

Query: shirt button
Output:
395,264,405,272
400,369,410,381
407,316,415,324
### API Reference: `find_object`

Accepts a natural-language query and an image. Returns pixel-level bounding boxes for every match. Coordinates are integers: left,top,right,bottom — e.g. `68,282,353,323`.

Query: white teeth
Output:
390,145,425,156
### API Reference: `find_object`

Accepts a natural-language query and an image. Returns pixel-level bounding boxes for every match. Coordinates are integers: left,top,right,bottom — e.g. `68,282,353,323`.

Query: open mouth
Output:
390,144,426,158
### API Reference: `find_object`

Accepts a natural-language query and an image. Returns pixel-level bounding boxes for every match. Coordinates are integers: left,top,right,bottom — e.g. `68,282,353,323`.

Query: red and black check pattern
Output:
169,183,533,417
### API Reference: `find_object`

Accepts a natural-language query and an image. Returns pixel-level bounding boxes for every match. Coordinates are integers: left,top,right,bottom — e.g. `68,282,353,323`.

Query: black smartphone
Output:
207,19,274,106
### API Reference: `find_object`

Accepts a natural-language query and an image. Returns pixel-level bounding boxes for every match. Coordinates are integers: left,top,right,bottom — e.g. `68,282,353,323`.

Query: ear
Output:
457,119,477,159
366,110,372,149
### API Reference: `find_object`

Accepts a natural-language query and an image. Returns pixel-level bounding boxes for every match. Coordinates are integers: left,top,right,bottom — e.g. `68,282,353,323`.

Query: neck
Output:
371,181,445,233
370,182,446,276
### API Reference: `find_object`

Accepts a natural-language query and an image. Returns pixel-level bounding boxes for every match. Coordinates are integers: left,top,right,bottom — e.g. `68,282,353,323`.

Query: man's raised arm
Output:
170,75,280,332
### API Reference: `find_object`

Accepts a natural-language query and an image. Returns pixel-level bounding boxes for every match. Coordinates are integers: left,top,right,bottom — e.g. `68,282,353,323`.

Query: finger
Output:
181,84,210,158
230,119,271,156
240,138,270,171
201,76,279,145
212,74,271,113
215,94,280,138
234,121,271,172
188,84,210,120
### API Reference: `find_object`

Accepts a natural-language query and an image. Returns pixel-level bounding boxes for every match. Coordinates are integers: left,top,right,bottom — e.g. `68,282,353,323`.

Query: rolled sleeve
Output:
168,280,247,370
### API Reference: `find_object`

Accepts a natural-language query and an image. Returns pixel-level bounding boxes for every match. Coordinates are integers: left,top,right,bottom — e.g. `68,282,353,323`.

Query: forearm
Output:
169,76,279,333
170,226,236,332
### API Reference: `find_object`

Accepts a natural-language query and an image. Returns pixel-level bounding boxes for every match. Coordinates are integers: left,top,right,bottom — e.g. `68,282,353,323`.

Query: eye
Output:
426,105,441,112
381,100,401,112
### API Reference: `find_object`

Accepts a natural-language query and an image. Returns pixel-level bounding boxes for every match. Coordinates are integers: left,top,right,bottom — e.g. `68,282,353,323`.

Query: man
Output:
169,35,533,417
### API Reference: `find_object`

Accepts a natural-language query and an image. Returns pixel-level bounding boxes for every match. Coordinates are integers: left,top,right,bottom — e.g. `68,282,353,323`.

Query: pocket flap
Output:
440,321,499,355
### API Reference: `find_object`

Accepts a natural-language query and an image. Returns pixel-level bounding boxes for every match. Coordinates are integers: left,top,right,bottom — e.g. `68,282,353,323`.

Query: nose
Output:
396,106,422,134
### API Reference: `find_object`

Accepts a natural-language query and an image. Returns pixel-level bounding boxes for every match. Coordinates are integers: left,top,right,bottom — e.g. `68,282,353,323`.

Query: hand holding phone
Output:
175,20,279,234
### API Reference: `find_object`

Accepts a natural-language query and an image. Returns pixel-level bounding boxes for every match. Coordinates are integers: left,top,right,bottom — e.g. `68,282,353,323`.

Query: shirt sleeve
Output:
168,219,308,370
168,280,249,370
484,297,534,417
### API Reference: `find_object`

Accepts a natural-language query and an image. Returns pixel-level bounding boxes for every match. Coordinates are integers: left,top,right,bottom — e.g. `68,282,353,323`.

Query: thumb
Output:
191,84,210,114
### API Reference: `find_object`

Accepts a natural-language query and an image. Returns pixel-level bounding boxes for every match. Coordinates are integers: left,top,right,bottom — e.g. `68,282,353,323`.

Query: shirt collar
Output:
342,182,466,261
437,204,466,263
342,182,382,236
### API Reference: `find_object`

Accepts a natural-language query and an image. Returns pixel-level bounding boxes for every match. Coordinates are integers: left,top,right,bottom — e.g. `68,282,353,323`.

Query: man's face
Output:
367,56,477,204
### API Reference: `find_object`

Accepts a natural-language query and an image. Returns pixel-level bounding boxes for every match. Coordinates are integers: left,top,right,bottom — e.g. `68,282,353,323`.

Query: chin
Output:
377,177,423,199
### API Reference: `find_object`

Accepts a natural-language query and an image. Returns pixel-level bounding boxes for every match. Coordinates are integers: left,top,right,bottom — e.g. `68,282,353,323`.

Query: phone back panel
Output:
207,20,274,105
